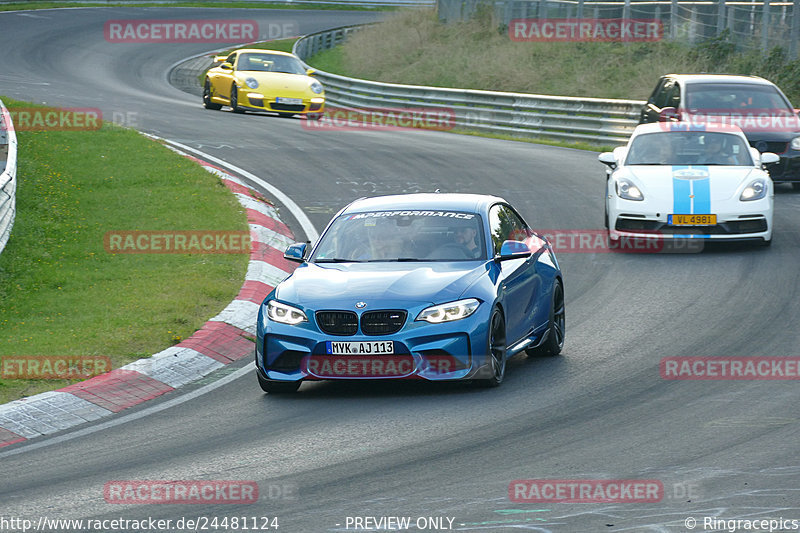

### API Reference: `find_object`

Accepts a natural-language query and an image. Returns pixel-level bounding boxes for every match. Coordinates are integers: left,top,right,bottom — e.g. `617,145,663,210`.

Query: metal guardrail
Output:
0,98,17,256
293,24,645,145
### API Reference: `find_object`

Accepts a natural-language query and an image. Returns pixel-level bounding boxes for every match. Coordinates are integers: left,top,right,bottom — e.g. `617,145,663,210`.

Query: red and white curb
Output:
0,150,298,448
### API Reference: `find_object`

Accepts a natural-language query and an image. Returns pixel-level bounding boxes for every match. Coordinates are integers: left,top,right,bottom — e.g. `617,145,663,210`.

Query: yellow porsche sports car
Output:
203,49,325,119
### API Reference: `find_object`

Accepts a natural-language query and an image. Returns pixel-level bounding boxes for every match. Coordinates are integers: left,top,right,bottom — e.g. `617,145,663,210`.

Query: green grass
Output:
306,45,347,76
450,129,613,153
300,9,800,150
311,9,800,104
0,98,250,403
0,1,393,12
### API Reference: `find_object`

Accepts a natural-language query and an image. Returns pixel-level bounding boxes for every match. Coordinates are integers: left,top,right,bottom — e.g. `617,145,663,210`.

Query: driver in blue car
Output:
453,225,482,259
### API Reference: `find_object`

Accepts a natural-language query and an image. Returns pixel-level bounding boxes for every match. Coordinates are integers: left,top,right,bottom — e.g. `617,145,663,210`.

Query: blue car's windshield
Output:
311,210,487,262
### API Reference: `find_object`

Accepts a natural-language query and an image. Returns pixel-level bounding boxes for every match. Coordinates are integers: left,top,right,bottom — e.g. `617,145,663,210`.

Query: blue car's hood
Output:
275,262,488,308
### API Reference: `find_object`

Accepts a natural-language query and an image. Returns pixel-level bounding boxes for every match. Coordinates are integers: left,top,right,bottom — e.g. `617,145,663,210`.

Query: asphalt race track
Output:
2,6,800,532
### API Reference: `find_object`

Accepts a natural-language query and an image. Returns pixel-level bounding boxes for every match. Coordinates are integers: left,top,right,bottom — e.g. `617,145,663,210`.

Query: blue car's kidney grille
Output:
361,310,407,336
316,311,358,336
315,310,407,336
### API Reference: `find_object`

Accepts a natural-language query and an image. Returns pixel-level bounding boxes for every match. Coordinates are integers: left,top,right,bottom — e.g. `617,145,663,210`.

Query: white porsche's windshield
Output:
626,131,754,166
310,211,486,262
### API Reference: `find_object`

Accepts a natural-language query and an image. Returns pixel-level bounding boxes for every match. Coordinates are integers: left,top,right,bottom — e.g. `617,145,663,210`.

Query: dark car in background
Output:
639,74,800,189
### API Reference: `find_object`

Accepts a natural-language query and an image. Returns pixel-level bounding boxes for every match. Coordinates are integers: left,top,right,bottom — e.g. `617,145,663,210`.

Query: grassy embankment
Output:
0,98,250,403
309,9,800,103
306,9,800,150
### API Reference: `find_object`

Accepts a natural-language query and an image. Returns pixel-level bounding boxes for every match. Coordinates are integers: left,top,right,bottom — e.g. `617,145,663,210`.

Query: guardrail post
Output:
792,0,799,57
717,0,727,34
0,99,18,257
761,0,770,52
728,3,735,34
670,0,679,40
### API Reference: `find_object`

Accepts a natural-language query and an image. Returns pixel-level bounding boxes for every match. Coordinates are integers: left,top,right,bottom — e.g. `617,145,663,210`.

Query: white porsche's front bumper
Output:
606,189,773,244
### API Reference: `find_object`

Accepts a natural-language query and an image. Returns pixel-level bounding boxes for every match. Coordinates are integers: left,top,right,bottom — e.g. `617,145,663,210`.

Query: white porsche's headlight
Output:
310,81,323,94
791,136,800,151
616,178,643,201
245,77,259,89
416,298,480,323
740,178,768,201
267,300,307,325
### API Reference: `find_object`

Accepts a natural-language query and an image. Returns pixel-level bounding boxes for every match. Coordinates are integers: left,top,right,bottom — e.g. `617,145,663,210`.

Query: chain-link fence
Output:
438,0,800,57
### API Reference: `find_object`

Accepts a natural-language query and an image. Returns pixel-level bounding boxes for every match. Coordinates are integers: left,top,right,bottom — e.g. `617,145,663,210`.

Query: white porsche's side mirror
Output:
598,152,617,169
761,152,779,166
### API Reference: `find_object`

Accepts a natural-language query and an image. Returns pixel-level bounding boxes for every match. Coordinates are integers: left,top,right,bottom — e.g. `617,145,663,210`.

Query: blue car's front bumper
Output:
255,299,495,382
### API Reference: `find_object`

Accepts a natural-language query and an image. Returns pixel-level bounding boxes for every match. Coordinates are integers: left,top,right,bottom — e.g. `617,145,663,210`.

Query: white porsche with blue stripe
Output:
599,123,778,246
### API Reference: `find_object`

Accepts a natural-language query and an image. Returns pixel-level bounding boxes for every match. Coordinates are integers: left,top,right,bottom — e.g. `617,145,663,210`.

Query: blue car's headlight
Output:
310,81,323,94
740,178,767,201
616,178,643,201
267,300,307,325
416,298,480,323
245,77,259,89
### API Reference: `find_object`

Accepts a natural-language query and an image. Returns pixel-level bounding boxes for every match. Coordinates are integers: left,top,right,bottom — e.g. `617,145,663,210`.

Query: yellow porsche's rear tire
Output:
230,85,245,114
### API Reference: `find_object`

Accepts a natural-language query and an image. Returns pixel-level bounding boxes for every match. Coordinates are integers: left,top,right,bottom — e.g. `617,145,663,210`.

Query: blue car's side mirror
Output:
284,242,307,263
495,240,532,261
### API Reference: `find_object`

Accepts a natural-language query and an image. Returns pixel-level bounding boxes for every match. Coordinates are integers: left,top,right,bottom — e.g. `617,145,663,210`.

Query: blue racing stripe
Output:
672,166,711,214
672,166,692,214
692,175,711,214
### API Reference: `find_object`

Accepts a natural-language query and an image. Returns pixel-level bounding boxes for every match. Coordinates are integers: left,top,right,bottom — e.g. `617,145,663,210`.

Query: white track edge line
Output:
0,365,254,459
148,134,319,242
